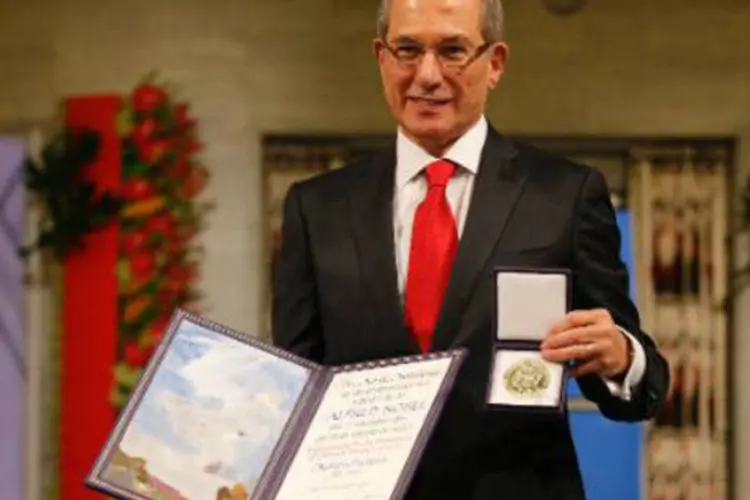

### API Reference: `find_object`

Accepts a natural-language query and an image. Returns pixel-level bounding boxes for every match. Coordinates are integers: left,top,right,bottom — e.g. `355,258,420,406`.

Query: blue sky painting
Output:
115,319,312,499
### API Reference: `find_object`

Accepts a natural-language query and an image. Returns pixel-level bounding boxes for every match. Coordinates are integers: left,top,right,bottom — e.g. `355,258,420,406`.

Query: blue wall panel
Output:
0,136,26,500
567,209,643,500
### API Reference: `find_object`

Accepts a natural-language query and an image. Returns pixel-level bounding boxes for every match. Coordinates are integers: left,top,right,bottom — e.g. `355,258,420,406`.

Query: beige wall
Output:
1,0,749,496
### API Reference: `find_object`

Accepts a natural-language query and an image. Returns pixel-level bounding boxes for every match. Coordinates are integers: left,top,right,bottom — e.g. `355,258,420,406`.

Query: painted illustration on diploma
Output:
99,320,311,500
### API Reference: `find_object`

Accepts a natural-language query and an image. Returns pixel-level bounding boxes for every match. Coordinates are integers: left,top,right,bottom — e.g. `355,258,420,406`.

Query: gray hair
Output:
376,0,505,43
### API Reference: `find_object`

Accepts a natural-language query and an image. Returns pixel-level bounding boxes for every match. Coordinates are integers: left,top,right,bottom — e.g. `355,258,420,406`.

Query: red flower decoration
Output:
122,229,150,254
131,118,158,148
173,103,195,129
132,83,168,114
129,251,156,281
121,178,154,201
146,212,176,237
139,138,171,163
124,342,152,367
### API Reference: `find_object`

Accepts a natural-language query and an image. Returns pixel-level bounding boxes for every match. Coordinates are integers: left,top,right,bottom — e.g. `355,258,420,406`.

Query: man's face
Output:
374,0,508,153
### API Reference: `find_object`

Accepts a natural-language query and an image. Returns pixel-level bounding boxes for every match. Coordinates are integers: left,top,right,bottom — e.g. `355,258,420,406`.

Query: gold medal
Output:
503,358,550,398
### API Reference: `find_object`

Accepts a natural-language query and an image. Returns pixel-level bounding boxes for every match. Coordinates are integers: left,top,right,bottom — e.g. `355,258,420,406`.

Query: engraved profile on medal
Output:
502,358,550,398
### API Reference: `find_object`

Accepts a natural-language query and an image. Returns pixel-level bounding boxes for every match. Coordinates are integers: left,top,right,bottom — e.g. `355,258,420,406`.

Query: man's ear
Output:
488,42,510,89
373,38,385,61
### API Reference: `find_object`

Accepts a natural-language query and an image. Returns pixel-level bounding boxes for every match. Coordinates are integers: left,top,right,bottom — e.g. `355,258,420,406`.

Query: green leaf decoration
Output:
109,385,130,409
122,161,151,179
19,128,123,259
113,363,143,388
116,259,132,288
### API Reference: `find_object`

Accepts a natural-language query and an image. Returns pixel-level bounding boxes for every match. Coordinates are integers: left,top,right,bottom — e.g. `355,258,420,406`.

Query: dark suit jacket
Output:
272,126,670,500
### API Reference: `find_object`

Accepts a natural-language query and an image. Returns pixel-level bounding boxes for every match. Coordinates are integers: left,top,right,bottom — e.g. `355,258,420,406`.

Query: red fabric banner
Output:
60,95,122,500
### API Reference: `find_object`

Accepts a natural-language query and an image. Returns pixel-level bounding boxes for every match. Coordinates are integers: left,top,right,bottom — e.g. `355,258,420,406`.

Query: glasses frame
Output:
380,37,493,73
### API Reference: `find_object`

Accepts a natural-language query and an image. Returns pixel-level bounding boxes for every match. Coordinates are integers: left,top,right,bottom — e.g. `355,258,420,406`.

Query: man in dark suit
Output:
272,0,670,498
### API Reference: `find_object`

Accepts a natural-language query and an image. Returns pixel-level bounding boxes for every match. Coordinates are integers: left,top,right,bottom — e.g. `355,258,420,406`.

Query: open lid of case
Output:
495,268,570,343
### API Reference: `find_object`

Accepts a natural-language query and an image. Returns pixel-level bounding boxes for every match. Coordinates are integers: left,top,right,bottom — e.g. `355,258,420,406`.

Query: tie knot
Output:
424,159,456,187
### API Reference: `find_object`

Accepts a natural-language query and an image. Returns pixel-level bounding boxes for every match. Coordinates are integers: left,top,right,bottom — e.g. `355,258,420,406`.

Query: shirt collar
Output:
396,115,488,189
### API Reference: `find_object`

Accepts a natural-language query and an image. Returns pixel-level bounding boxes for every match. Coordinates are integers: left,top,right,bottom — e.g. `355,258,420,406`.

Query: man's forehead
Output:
395,0,479,12
387,0,484,35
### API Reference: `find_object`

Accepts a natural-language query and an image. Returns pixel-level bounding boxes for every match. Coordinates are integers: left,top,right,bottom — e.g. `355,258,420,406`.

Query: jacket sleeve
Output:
571,168,670,422
271,183,325,362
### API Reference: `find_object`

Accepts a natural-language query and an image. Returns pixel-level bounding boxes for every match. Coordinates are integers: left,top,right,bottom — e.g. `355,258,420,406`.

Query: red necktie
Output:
404,159,458,352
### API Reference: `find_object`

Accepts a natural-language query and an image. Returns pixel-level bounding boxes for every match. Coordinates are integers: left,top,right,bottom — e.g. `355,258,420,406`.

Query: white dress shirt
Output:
392,115,646,400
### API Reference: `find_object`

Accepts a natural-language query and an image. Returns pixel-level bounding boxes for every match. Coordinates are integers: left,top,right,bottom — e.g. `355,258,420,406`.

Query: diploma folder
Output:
85,309,465,500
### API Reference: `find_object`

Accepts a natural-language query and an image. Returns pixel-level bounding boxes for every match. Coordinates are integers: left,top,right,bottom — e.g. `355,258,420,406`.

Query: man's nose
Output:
413,52,444,88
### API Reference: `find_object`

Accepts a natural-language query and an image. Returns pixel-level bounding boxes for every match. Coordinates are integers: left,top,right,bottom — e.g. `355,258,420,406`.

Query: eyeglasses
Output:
381,38,492,72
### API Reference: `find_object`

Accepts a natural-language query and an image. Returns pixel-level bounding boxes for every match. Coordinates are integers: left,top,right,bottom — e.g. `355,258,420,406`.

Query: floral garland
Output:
110,77,212,408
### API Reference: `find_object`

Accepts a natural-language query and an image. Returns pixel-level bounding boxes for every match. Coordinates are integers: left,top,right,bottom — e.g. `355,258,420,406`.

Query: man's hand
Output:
540,309,631,379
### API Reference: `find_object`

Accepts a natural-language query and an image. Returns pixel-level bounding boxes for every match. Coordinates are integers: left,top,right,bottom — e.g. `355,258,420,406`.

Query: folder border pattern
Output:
486,266,572,413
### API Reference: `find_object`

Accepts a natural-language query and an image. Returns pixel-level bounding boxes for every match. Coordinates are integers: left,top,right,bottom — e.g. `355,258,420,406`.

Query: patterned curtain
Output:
628,153,729,500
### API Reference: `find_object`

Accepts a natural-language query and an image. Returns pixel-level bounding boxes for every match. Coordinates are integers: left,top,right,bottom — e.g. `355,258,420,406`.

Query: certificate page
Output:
272,357,454,500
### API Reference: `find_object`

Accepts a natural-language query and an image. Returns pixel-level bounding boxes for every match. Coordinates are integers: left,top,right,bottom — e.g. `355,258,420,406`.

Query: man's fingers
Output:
542,325,599,349
541,342,599,363
542,308,617,374
547,309,610,336
571,359,602,378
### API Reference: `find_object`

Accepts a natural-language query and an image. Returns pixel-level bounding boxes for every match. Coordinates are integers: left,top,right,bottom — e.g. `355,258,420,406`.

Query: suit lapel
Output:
432,128,528,350
346,148,420,354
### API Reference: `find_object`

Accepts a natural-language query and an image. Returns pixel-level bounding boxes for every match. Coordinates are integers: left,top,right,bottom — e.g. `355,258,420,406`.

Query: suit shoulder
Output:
291,147,393,196
508,139,611,199
511,139,598,180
